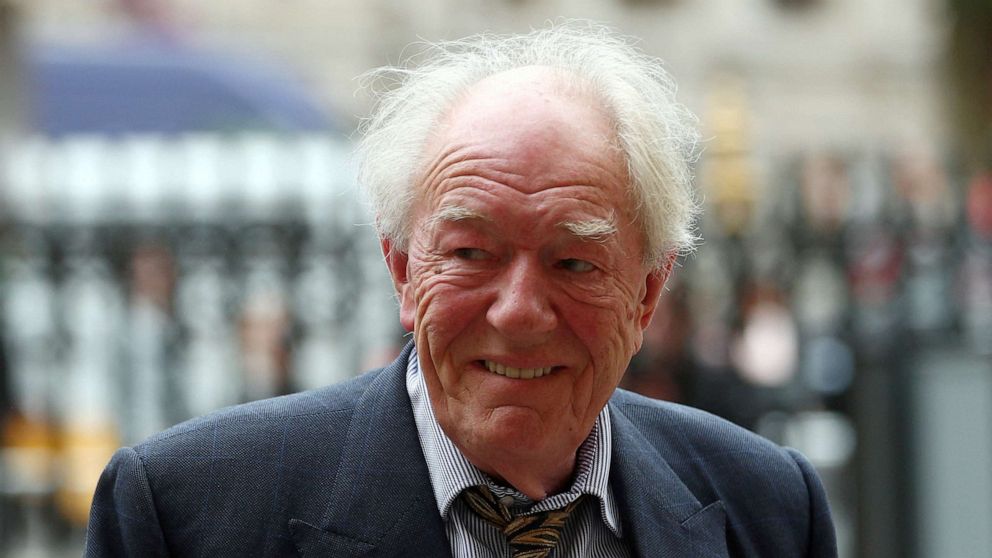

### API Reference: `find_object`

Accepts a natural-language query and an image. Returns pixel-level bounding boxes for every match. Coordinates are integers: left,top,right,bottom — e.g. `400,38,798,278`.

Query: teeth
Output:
484,360,553,379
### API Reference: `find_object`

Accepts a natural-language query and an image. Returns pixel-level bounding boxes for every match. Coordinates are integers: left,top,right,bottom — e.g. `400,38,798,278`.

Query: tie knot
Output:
460,485,587,558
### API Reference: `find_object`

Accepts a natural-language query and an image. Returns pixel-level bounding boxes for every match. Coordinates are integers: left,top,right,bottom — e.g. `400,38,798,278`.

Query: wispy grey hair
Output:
356,20,701,266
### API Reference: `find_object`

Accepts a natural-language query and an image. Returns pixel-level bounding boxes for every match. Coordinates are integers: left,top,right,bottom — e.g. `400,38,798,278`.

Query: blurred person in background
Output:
85,22,835,557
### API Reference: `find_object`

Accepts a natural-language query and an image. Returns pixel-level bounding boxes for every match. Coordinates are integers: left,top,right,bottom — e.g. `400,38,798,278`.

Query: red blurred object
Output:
966,171,992,240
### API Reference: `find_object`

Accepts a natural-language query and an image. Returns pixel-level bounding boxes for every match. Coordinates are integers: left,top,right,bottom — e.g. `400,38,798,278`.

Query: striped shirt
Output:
406,346,632,558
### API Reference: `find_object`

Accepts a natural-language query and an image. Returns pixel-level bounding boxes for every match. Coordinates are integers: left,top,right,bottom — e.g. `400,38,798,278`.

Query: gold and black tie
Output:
461,485,587,558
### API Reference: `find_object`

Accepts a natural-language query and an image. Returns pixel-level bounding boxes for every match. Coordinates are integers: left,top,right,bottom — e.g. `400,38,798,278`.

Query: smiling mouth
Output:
482,360,554,380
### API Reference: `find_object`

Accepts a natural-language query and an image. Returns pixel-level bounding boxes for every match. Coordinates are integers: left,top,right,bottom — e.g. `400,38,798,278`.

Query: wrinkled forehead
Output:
406,65,639,240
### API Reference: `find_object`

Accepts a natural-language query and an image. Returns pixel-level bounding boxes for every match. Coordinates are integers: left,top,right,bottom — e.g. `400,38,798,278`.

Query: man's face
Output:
384,67,669,480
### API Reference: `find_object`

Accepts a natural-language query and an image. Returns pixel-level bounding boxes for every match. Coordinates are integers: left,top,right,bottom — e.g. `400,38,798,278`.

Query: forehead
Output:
416,67,631,217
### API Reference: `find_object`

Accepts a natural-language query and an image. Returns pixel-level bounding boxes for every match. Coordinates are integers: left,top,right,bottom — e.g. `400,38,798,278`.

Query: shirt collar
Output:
405,345,623,536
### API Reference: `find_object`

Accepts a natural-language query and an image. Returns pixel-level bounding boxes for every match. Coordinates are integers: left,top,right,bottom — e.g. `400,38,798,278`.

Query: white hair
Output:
356,20,701,265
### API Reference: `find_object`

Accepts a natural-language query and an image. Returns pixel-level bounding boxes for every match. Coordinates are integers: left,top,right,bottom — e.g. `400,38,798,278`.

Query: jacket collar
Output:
608,395,729,557
289,342,453,558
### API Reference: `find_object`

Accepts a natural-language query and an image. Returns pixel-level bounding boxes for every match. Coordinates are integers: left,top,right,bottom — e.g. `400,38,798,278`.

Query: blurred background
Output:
0,1,989,557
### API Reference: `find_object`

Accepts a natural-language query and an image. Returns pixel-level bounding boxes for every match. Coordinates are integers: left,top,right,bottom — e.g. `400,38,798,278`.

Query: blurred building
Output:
18,0,946,152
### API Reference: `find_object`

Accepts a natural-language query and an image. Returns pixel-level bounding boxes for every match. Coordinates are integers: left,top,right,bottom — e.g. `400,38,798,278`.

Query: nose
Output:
486,255,557,341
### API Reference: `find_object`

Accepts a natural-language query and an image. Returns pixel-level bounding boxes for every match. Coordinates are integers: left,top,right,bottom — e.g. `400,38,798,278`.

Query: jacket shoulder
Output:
138,369,378,452
609,389,836,556
96,369,387,557
609,387,790,464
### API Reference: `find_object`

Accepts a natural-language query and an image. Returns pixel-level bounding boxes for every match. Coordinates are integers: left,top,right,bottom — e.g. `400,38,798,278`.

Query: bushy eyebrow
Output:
426,204,618,243
557,212,618,243
425,204,491,229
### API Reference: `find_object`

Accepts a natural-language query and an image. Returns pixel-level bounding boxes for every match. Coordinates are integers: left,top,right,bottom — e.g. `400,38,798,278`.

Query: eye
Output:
453,247,491,261
557,258,596,273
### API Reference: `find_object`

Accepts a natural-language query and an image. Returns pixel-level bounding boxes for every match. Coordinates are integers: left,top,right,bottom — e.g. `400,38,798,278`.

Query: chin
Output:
473,407,573,454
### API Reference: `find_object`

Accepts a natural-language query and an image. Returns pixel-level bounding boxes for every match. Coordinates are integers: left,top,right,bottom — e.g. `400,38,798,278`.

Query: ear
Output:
381,237,416,332
637,251,677,330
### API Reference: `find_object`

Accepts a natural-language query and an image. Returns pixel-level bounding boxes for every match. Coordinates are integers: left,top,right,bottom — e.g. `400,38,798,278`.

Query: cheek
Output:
606,274,649,351
410,271,491,361
564,281,645,374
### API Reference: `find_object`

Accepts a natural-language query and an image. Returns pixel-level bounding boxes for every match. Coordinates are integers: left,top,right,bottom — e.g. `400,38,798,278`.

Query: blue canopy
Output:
25,39,338,135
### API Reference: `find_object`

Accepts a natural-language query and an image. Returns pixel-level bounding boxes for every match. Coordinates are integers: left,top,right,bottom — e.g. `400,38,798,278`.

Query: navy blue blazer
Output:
86,343,836,557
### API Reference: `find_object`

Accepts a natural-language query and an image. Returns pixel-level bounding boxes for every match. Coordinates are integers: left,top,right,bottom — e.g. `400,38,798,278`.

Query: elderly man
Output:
86,24,836,558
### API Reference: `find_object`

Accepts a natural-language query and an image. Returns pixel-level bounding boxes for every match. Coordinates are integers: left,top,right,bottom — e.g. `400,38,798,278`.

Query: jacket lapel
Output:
609,400,729,558
290,344,452,558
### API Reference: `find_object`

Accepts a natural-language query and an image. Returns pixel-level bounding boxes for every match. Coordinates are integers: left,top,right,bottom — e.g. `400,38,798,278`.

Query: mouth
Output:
481,360,555,380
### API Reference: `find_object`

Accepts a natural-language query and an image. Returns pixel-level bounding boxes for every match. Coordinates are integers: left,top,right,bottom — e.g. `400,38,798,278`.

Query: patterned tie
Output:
461,485,587,558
